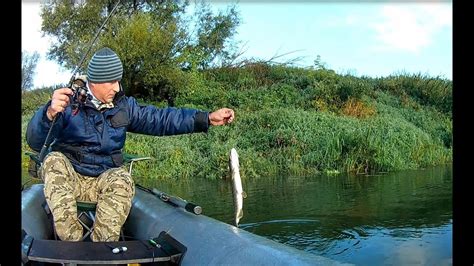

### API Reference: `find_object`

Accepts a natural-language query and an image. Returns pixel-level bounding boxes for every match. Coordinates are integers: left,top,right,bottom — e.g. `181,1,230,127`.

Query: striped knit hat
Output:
87,47,123,83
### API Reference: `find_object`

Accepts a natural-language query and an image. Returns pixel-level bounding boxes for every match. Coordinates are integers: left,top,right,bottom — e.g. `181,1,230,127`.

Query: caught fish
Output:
229,148,246,227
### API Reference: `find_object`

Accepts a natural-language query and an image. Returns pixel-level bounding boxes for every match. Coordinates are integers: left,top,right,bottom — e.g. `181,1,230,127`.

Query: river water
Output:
144,164,452,265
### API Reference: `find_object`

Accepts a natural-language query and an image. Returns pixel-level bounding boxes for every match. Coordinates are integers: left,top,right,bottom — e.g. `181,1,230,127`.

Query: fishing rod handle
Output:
168,196,202,215
152,188,168,200
152,188,202,215
38,113,61,162
184,203,202,215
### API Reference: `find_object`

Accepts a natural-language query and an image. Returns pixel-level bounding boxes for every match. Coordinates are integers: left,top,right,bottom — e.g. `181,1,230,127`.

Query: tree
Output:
190,1,240,69
313,55,327,70
22,51,40,92
40,0,240,103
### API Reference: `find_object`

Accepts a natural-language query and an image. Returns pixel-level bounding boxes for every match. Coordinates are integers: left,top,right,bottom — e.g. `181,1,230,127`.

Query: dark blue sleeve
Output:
26,101,65,152
126,97,209,136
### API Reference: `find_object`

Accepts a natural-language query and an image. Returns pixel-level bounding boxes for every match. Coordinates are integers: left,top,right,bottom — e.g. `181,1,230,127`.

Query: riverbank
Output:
21,65,452,182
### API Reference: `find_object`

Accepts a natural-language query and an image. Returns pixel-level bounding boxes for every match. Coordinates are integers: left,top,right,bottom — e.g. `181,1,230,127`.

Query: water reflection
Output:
145,164,452,265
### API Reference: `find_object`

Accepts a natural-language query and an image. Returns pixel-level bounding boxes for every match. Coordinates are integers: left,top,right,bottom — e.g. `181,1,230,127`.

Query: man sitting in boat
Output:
26,47,235,242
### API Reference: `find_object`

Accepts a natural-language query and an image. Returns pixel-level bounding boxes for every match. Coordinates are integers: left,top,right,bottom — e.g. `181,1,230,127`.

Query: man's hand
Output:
46,88,73,121
209,108,235,126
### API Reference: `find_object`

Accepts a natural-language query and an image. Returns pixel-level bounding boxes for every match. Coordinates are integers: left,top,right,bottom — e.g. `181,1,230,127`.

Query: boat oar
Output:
136,184,202,215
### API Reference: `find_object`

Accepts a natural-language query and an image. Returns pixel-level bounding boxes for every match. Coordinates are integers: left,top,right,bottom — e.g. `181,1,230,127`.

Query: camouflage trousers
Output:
39,152,135,242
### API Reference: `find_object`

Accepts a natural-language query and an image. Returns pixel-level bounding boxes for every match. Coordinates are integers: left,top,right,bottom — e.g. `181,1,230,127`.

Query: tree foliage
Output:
40,0,240,102
22,51,40,92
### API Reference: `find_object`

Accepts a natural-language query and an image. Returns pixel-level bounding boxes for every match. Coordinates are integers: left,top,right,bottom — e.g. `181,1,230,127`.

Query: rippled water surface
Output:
145,165,452,265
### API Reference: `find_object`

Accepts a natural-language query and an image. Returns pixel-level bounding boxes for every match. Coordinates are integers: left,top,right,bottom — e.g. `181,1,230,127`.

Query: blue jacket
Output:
26,91,209,177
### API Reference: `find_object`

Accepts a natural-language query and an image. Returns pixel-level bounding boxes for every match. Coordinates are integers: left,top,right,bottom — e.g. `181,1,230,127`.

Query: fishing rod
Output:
136,184,202,215
37,0,121,163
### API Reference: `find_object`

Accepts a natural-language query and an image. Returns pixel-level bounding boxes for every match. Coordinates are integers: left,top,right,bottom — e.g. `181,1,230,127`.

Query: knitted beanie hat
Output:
87,47,123,83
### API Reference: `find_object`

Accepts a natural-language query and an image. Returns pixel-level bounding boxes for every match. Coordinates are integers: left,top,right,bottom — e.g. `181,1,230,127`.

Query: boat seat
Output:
123,153,153,175
25,151,41,180
76,201,97,241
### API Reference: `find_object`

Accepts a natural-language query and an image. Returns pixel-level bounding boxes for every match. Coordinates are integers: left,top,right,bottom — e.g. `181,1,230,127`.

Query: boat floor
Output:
22,231,186,265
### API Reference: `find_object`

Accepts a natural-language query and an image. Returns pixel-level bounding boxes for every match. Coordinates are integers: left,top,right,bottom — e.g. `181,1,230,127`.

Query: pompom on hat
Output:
87,47,123,83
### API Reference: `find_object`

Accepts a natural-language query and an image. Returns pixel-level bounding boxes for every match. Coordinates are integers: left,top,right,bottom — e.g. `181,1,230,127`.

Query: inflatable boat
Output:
22,184,348,265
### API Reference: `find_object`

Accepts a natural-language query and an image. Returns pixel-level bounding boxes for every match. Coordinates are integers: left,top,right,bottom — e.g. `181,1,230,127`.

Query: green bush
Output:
374,73,452,115
22,87,54,115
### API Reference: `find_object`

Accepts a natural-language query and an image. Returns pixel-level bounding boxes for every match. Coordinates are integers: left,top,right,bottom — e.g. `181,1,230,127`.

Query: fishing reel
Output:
70,75,90,115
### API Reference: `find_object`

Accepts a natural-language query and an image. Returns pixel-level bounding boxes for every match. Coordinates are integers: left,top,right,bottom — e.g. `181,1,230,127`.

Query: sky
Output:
22,1,452,89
